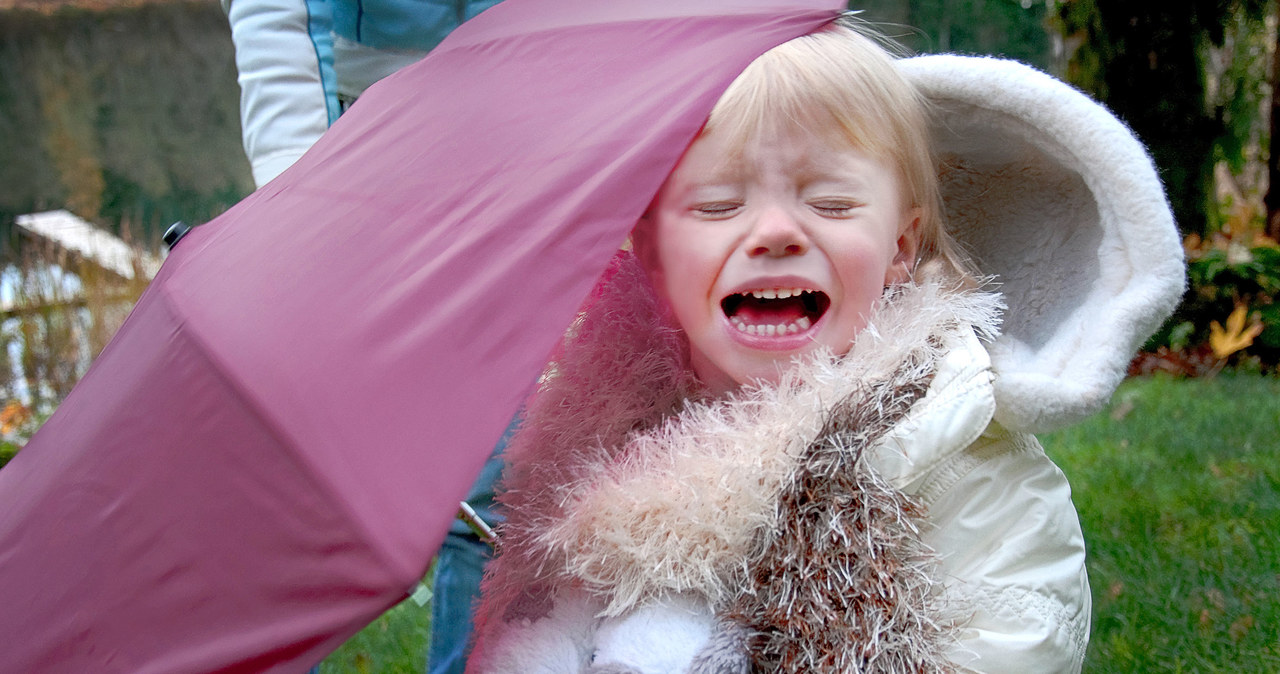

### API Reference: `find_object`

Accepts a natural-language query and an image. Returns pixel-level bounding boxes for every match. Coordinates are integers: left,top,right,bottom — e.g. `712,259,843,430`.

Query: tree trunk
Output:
1267,13,1280,241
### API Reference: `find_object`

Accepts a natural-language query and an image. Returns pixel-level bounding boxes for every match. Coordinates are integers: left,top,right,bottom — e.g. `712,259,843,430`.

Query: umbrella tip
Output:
163,221,192,251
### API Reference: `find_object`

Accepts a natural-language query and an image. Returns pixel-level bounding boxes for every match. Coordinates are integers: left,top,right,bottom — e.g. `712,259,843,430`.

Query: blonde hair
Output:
704,17,974,283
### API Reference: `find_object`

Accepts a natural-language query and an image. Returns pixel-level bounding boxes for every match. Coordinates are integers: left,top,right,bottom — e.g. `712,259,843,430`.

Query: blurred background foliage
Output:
857,0,1055,68
0,0,252,247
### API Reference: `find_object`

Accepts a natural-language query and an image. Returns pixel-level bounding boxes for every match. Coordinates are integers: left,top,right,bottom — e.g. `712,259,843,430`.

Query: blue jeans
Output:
427,533,493,674
427,432,507,674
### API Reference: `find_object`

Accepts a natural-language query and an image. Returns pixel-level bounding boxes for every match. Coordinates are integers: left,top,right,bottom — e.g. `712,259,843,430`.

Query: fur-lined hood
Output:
901,55,1185,432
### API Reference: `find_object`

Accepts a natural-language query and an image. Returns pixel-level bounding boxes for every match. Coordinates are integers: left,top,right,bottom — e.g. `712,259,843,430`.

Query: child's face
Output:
638,124,920,394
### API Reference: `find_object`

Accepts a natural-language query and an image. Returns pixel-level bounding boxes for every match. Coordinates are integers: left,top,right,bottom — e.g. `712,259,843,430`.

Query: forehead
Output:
707,100,897,162
664,120,898,191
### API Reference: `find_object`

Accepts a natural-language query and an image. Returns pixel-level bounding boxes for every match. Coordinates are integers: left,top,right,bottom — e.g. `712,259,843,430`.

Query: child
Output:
467,17,1176,674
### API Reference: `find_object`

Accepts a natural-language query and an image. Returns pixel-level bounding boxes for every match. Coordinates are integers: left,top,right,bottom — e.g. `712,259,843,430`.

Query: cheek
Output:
633,222,680,304
658,252,705,315
656,227,716,289
833,240,897,303
849,269,889,311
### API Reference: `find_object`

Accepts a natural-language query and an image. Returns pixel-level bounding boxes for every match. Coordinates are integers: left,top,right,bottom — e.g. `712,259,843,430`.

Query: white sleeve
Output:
917,427,1091,673
224,0,336,187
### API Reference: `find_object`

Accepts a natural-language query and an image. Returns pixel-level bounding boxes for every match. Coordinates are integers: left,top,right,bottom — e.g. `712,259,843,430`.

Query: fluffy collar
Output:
482,253,1003,625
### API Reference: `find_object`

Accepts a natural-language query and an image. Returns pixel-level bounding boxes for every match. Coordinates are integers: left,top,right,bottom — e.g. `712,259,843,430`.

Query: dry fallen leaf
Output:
1208,304,1264,360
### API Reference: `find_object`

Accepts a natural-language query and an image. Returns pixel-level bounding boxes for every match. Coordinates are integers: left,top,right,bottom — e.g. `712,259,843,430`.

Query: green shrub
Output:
1138,234,1279,375
0,440,18,469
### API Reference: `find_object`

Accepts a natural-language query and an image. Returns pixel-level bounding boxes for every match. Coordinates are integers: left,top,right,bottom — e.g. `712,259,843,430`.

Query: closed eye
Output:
693,202,743,218
809,200,860,217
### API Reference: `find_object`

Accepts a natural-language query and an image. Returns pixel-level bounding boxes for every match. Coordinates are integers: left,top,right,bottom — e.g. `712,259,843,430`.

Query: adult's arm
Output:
223,0,340,187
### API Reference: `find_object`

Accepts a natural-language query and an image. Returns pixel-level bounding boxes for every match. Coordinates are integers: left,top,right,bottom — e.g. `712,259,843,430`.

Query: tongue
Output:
732,297,807,324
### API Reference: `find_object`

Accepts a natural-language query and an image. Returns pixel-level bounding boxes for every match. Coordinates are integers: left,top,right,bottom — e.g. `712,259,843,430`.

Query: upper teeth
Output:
749,288,809,300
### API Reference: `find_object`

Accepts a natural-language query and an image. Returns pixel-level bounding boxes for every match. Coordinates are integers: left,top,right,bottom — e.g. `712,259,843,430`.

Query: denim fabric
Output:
427,533,493,674
428,423,508,673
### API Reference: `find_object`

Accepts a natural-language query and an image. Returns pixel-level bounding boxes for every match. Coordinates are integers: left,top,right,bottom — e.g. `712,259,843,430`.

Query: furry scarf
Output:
476,252,1003,672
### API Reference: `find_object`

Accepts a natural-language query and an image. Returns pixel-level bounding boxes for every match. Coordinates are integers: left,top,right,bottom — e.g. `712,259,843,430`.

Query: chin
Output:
719,357,794,392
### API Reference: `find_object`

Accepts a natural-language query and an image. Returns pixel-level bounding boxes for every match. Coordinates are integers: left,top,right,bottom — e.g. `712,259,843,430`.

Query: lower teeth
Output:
732,316,812,335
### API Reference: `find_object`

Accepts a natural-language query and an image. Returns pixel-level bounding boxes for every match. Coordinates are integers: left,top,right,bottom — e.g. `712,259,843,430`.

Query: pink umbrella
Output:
0,1,840,671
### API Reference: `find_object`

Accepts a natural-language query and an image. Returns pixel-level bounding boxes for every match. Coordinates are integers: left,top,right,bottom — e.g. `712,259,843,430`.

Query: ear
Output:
885,208,921,285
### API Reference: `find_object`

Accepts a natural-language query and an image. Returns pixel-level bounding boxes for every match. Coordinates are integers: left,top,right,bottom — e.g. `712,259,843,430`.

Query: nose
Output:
745,206,809,258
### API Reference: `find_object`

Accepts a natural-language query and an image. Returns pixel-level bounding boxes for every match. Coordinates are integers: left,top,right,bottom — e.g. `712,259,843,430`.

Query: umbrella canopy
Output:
0,1,841,671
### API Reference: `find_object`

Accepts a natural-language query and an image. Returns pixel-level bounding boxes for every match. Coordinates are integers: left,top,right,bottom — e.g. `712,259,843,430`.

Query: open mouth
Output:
721,288,830,336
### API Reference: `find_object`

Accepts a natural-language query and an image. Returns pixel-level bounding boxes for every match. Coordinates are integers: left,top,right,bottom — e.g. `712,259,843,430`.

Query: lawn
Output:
1040,374,1280,672
320,597,432,674
321,374,1280,673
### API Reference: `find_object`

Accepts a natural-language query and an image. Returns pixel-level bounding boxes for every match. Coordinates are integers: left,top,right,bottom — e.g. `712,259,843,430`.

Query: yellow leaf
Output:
1208,305,1265,359
0,402,31,436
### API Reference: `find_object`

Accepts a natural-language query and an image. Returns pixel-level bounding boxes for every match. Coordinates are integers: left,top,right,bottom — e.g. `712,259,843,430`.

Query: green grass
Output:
321,375,1280,673
1041,374,1280,673
320,597,432,674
